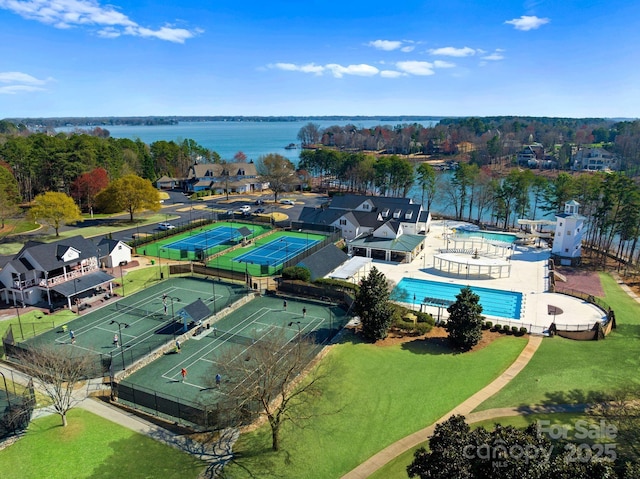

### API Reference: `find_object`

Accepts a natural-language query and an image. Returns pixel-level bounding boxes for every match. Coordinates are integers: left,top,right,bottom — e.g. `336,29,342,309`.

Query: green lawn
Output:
369,412,587,479
224,333,527,479
476,273,640,410
0,408,205,479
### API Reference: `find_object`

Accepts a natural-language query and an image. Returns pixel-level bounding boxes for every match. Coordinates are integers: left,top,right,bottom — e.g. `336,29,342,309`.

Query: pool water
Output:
453,229,518,243
392,278,523,320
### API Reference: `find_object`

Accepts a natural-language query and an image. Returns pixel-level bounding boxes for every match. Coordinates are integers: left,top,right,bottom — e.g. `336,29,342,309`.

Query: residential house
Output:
572,147,620,171
0,236,114,310
183,162,267,194
156,175,179,190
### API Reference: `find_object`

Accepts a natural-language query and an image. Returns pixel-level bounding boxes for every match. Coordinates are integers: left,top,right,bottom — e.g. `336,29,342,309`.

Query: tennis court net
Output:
211,329,266,347
115,302,164,320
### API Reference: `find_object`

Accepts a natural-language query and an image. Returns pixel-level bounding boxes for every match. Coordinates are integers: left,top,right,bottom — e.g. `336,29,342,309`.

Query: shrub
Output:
282,266,311,282
519,327,528,336
485,321,493,330
313,277,359,293
415,311,435,325
511,326,519,334
414,322,433,335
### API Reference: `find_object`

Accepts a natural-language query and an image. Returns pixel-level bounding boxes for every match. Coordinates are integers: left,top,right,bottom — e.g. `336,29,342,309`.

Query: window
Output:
339,219,347,225
567,230,571,235
565,248,569,253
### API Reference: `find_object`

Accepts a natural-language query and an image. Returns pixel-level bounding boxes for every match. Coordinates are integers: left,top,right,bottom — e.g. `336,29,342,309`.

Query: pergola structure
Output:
433,251,512,279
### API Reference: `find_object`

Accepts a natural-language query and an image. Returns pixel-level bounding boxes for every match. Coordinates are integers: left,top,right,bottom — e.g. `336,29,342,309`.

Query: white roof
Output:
328,256,372,280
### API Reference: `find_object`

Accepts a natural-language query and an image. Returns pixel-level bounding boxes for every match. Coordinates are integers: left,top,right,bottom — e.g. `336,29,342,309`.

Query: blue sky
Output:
1,0,638,119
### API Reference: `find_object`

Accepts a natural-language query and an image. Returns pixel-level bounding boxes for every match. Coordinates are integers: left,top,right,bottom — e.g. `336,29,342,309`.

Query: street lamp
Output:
211,277,217,314
0,371,10,409
13,303,24,340
73,278,81,314
165,296,181,334
109,320,129,370
119,261,126,297
288,321,302,345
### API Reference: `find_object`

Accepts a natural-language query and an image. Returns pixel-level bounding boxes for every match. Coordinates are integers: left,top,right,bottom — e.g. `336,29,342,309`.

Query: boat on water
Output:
284,143,297,149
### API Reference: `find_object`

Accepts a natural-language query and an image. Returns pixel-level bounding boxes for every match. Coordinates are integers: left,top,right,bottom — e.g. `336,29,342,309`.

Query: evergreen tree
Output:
446,286,484,351
354,266,394,341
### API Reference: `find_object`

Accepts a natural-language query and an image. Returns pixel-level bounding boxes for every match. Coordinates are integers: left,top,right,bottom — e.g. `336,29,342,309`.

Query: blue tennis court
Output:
165,226,242,252
234,237,320,267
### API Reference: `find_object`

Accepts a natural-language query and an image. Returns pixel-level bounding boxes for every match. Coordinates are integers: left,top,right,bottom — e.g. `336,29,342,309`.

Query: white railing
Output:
39,264,100,288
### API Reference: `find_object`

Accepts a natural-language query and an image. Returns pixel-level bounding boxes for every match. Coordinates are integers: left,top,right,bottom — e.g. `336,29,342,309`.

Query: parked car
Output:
254,208,265,214
158,222,175,230
280,199,295,205
239,205,251,212
254,199,265,205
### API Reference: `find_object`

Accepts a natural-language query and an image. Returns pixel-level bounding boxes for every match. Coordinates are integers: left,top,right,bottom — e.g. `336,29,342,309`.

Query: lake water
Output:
57,119,439,164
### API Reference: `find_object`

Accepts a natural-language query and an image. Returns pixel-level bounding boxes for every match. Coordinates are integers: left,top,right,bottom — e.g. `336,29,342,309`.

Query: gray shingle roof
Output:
15,236,98,272
296,244,349,281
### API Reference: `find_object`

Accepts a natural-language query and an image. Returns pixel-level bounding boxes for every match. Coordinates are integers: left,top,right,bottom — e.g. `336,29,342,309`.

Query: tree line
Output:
298,117,640,173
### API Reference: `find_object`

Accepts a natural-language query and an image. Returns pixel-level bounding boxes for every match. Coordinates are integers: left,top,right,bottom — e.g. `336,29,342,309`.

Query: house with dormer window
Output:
0,236,114,310
298,194,430,263
183,162,268,193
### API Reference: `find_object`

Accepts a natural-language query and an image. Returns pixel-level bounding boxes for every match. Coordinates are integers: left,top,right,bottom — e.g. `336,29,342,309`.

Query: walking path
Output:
341,334,543,479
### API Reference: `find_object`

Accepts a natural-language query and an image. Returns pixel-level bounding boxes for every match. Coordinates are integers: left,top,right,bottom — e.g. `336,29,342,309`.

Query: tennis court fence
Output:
113,382,256,431
0,374,36,441
129,217,215,249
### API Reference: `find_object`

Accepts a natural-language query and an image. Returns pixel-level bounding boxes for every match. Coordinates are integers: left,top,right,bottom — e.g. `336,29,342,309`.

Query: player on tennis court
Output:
181,368,187,382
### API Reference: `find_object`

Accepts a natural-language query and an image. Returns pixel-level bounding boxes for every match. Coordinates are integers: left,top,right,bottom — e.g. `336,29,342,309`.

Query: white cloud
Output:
396,61,435,76
0,71,47,84
368,39,415,52
368,40,403,51
433,60,455,68
380,70,405,78
504,15,550,31
482,51,505,61
429,46,476,57
270,63,324,75
325,63,379,78
0,71,51,94
0,0,199,43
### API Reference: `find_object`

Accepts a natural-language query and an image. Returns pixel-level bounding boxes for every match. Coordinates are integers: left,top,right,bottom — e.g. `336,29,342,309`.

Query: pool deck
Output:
373,220,607,334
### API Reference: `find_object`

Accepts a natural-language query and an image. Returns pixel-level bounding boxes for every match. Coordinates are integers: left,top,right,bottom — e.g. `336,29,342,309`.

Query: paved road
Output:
0,190,328,267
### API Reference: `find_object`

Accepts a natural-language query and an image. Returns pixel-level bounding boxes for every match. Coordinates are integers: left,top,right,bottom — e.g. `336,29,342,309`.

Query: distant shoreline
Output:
4,115,447,129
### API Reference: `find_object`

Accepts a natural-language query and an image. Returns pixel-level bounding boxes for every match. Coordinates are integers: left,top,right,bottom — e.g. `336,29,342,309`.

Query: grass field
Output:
223,333,527,479
476,273,640,410
0,409,205,479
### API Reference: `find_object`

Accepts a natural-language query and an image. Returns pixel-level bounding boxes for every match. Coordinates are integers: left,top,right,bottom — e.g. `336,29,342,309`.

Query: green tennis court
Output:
136,221,271,261
210,230,327,276
119,295,348,407
20,277,249,371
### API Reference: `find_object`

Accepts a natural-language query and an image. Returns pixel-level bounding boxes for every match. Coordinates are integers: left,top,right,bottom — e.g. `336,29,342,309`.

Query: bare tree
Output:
17,346,96,426
255,153,296,203
210,327,330,451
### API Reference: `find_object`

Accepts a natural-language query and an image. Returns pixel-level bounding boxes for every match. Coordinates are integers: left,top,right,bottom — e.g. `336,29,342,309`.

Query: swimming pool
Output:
392,277,523,320
453,229,518,244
